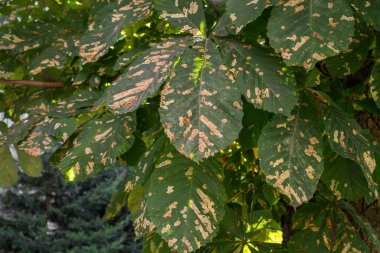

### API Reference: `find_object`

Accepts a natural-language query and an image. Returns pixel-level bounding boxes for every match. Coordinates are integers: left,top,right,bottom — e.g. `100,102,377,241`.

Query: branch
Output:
0,79,64,87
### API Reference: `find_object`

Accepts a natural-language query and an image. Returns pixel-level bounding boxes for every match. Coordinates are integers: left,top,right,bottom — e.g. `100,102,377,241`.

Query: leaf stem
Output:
0,80,64,87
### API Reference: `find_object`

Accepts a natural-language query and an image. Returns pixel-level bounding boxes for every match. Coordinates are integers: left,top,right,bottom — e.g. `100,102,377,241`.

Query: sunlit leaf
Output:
159,39,243,162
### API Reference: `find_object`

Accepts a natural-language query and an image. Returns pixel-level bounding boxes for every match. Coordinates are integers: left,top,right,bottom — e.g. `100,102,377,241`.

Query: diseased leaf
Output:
267,0,355,69
80,0,152,64
29,35,81,75
19,117,76,156
104,178,129,220
370,63,380,109
125,132,169,193
339,201,380,252
370,35,380,109
225,0,274,34
219,39,298,115
0,145,19,187
106,37,192,114
288,202,369,252
18,149,43,177
143,233,173,253
146,149,226,252
49,89,101,118
59,113,136,179
321,146,368,201
131,186,156,238
154,0,206,36
350,0,380,31
325,30,372,78
258,99,323,207
323,103,378,197
212,13,236,37
2,116,42,145
113,46,147,71
305,69,328,88
159,39,243,162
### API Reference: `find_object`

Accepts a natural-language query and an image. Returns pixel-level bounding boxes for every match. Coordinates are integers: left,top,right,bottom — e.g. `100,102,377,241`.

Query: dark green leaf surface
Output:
154,0,207,36
258,100,323,207
159,39,243,162
323,103,378,197
106,37,192,114
104,179,129,220
146,150,226,252
288,202,369,252
132,188,156,238
370,35,380,109
125,133,168,193
325,30,372,78
339,201,380,252
29,34,81,75
321,148,368,201
268,0,355,69
219,39,298,115
20,117,76,156
59,113,136,179
350,0,380,30
80,0,152,64
225,0,273,34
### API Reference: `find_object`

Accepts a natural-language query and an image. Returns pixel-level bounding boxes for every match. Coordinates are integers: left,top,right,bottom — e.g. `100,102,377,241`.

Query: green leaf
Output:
225,0,274,34
79,0,152,64
29,34,80,75
143,233,173,253
321,146,368,201
305,69,328,88
18,149,43,177
339,201,380,252
146,149,226,252
106,37,192,114
267,0,355,69
370,35,380,109
323,103,379,197
370,62,380,109
125,132,168,193
258,99,323,207
325,30,373,78
131,186,156,238
59,113,136,179
219,39,299,115
49,89,101,118
103,180,128,220
0,145,19,187
19,117,76,156
0,121,7,133
113,46,147,71
288,202,369,252
212,207,284,253
350,0,380,30
154,0,207,36
212,13,235,37
159,39,243,162
2,116,42,145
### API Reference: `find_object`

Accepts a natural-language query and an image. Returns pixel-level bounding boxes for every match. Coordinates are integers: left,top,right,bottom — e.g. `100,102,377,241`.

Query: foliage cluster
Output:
1,0,380,252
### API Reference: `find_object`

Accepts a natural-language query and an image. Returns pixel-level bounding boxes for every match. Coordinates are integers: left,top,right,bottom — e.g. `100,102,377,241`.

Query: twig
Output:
0,80,64,87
